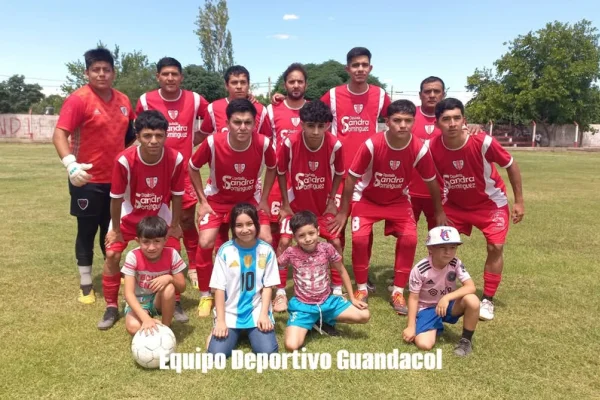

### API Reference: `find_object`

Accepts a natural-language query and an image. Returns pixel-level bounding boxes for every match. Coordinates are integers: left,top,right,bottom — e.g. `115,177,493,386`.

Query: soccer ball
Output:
131,323,176,369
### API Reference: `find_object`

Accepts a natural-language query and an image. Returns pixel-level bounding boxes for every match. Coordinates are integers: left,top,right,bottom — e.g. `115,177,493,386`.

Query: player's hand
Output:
271,93,285,105
105,229,123,247
512,202,525,224
213,320,228,338
351,298,368,310
465,124,483,136
324,199,338,217
278,203,294,221
149,275,173,293
328,212,348,237
257,199,271,217
197,202,217,224
63,155,93,187
435,211,449,227
167,224,183,240
140,319,160,336
402,326,416,343
257,315,274,332
436,296,450,317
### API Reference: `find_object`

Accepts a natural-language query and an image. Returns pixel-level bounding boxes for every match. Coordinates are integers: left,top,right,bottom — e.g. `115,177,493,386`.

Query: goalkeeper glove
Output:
62,154,93,187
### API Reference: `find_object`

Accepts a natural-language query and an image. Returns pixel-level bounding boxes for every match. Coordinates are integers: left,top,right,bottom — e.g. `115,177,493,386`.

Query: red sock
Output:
278,266,287,289
352,235,371,285
196,247,214,292
483,271,502,298
102,273,121,308
393,234,417,288
182,227,199,272
214,224,229,255
368,231,374,260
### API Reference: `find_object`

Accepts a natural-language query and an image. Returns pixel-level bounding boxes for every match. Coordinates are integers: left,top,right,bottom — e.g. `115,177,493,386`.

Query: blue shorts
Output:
416,300,462,336
287,296,352,330
124,294,158,317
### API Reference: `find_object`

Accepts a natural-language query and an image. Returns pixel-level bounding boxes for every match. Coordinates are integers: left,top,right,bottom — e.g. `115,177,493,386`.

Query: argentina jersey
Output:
209,239,280,329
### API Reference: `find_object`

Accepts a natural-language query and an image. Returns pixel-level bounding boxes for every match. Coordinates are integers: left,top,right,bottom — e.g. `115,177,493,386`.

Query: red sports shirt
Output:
57,85,134,183
429,134,513,210
409,106,443,198
266,100,305,150
189,132,276,205
350,132,436,206
136,89,208,163
199,98,271,137
109,146,185,233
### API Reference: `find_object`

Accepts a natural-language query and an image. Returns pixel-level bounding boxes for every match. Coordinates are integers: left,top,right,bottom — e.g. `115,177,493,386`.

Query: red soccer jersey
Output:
136,89,208,164
409,106,443,198
277,132,344,215
189,132,276,205
56,85,134,183
199,98,271,137
429,134,513,210
321,84,391,170
109,146,185,233
349,132,436,206
266,100,305,150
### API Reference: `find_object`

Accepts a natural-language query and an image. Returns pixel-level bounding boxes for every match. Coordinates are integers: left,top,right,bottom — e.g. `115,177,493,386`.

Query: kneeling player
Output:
280,211,369,350
402,226,479,356
122,216,187,336
100,110,185,330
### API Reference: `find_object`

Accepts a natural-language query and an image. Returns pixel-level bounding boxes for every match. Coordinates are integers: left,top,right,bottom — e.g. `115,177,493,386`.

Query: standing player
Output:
430,98,524,321
330,100,446,315
100,110,185,330
189,99,277,317
137,57,208,321
52,48,134,305
274,100,345,313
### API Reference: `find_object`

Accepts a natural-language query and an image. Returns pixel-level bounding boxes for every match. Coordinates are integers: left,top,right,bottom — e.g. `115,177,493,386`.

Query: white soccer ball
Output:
131,323,176,369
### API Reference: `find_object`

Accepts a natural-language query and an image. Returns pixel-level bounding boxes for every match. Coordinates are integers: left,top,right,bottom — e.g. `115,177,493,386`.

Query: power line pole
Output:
267,77,272,98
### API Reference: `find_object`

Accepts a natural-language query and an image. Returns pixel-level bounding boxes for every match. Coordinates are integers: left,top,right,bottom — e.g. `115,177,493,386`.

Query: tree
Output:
272,60,387,101
194,0,234,74
30,94,65,115
0,75,45,113
181,64,227,102
61,42,157,109
466,20,600,146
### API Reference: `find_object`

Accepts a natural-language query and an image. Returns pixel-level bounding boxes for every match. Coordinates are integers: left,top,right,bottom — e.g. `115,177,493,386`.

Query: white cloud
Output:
269,34,292,40
283,14,299,20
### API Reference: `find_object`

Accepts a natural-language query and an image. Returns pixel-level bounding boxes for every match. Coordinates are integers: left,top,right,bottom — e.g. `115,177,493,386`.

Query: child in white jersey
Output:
279,211,370,351
207,203,280,357
402,226,480,356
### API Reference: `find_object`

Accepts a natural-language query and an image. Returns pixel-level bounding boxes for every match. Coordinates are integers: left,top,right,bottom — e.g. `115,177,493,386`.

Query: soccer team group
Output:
52,46,524,358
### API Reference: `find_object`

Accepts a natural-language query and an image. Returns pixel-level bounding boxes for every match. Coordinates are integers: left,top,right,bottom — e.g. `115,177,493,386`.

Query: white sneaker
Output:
479,299,495,321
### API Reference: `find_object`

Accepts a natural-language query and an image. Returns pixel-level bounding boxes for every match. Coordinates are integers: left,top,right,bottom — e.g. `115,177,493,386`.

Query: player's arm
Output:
506,161,524,224
425,179,448,226
329,174,357,236
124,120,136,147
168,195,183,240
402,292,420,343
331,260,368,309
124,275,158,333
325,172,344,216
277,173,293,220
257,285,275,332
436,278,476,317
257,141,277,216
105,198,124,246
212,289,228,338
193,131,209,146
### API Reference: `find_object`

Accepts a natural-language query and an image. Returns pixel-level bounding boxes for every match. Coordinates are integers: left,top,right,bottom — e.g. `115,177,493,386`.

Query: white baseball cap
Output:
426,226,462,246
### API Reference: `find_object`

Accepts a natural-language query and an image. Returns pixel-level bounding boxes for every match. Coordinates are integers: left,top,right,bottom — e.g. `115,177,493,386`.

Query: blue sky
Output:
1,0,598,105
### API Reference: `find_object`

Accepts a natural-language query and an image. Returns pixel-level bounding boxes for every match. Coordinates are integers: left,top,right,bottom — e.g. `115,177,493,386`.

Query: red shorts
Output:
351,200,416,238
182,174,198,210
280,213,340,241
106,231,181,253
444,204,509,244
267,180,283,224
411,196,437,230
198,201,270,231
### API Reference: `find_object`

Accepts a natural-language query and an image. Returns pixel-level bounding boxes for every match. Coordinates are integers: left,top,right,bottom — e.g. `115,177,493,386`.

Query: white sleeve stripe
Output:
208,103,216,133
377,87,385,116
110,193,125,198
139,93,148,111
329,88,337,136
349,170,362,178
189,159,200,170
413,139,430,167
121,267,136,276
501,157,514,169
171,190,185,195
422,175,436,182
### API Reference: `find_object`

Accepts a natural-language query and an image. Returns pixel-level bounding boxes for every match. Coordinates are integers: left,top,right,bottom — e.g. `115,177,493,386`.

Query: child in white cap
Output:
402,226,480,356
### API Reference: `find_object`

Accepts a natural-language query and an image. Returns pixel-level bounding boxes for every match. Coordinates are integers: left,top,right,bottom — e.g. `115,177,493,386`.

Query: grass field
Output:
1,144,599,399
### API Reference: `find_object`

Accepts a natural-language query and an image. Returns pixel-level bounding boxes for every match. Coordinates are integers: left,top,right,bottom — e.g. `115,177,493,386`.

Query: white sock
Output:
357,283,368,291
276,289,286,296
200,291,210,297
331,286,342,296
393,286,404,295
78,265,92,286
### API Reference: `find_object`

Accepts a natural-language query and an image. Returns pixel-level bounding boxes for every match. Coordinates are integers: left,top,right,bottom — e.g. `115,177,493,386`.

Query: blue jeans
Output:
207,327,278,358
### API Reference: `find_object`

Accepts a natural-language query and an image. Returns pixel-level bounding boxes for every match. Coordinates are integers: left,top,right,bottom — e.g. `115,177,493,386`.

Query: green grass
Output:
1,144,599,399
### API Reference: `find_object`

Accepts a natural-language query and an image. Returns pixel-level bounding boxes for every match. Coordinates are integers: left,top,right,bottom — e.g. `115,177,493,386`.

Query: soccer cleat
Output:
78,289,96,304
97,307,119,330
197,296,214,318
390,291,408,315
366,277,376,293
174,302,189,323
313,322,341,336
479,299,495,321
272,293,288,313
188,269,199,290
354,289,369,303
454,338,473,356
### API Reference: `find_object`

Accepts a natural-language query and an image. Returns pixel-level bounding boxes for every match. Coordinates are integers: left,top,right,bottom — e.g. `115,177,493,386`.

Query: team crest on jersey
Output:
243,254,253,268
229,260,240,268
308,161,319,171
234,164,246,174
146,177,158,188
258,253,267,269
168,110,178,120
120,106,128,116
77,199,89,210
291,117,300,127
389,160,401,170
425,124,435,134
453,160,464,170
353,104,364,114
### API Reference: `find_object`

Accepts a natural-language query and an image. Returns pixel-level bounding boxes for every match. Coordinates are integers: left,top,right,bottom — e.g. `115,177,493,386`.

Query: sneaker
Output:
78,289,96,305
188,269,199,290
313,322,341,336
272,293,288,312
354,289,369,303
390,291,408,315
454,338,473,356
174,302,189,323
479,299,495,321
197,296,214,318
97,307,119,330
366,277,376,293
